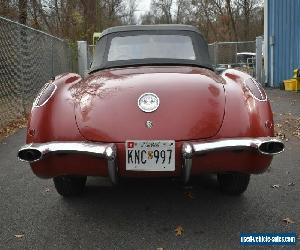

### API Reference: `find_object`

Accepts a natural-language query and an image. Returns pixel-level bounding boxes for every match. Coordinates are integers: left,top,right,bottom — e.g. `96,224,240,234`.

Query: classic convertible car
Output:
18,25,284,197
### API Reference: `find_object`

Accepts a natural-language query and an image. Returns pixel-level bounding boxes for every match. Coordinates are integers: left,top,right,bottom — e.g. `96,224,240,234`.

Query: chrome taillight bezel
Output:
244,78,267,102
33,82,57,108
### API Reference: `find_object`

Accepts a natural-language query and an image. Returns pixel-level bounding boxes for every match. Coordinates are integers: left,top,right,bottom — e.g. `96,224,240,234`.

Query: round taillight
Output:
244,78,267,101
33,83,57,107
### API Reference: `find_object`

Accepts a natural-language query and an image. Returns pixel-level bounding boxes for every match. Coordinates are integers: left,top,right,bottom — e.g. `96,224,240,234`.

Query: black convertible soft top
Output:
90,25,212,73
101,24,202,37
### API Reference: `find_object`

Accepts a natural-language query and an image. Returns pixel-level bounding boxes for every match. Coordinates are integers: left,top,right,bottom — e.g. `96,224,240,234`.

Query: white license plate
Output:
126,140,175,171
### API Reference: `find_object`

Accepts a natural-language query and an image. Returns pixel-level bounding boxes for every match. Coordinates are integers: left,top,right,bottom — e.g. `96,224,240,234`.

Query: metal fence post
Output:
235,43,238,64
215,43,218,66
256,36,263,83
77,41,88,77
51,38,54,78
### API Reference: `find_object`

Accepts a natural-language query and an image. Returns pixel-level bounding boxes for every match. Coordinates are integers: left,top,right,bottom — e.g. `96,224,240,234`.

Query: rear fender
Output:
216,69,274,138
26,73,83,144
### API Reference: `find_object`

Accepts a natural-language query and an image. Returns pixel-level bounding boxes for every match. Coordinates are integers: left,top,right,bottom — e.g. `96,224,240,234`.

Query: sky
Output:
136,0,151,19
134,0,177,21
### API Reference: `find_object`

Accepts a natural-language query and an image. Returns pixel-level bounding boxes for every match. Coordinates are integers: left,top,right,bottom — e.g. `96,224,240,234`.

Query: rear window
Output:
108,35,196,61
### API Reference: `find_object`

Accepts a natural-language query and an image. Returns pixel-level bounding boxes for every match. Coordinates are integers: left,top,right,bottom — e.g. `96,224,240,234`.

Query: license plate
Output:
126,140,175,171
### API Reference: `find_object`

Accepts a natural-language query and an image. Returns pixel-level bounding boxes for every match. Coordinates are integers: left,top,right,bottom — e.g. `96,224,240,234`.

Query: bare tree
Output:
18,0,27,24
0,0,265,44
151,0,173,24
80,0,97,40
28,0,40,29
140,11,155,25
236,0,261,40
225,0,238,41
124,0,137,24
175,0,193,24
0,0,10,16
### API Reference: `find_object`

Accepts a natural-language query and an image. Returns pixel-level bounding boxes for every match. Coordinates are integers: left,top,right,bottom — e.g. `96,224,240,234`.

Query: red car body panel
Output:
26,67,275,179
73,67,225,142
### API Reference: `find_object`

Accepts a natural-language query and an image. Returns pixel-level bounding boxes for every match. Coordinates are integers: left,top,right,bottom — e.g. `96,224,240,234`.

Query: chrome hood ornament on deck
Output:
138,93,160,113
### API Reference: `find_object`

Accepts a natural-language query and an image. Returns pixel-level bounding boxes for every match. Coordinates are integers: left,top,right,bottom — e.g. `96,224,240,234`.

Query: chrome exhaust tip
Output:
17,141,119,184
258,140,285,155
18,148,42,162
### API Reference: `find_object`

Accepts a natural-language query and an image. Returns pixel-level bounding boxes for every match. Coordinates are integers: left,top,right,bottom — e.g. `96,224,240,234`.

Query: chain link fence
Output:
0,16,73,130
208,41,256,76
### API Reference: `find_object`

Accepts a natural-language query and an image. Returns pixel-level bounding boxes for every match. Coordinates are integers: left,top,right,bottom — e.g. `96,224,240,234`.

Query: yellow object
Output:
284,79,300,91
284,68,300,91
293,68,300,78
93,32,101,45
92,32,101,54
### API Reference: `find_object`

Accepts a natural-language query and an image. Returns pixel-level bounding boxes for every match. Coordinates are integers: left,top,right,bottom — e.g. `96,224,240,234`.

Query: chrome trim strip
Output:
182,143,193,184
105,144,118,185
181,137,284,183
18,141,118,184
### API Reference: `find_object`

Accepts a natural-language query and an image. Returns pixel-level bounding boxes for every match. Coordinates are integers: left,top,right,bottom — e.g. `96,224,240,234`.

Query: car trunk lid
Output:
72,66,225,142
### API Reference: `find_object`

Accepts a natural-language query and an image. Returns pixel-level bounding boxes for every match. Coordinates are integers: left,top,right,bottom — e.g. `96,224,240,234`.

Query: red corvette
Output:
18,25,284,197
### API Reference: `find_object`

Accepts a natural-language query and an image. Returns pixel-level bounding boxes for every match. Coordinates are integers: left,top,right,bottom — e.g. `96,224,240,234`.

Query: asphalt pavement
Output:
0,89,299,250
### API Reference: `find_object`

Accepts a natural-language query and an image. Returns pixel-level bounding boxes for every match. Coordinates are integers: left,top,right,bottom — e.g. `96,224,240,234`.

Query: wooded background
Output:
0,0,263,43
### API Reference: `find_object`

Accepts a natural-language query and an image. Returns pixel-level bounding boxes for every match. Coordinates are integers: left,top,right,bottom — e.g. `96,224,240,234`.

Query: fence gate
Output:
208,41,256,77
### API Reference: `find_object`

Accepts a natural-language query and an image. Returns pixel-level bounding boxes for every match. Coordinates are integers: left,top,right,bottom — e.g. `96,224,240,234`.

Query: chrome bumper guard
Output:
181,137,284,183
18,142,118,185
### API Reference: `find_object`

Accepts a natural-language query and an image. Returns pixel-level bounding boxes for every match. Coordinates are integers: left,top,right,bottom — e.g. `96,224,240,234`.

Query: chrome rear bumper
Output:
18,137,284,185
18,142,118,184
181,137,284,183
